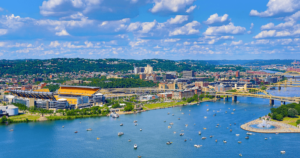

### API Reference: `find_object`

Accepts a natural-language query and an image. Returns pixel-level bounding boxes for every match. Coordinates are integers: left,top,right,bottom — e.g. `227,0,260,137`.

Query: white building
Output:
0,105,19,116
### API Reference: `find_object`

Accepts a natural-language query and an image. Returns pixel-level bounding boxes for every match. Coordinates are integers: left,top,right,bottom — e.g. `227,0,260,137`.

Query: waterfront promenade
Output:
241,119,300,133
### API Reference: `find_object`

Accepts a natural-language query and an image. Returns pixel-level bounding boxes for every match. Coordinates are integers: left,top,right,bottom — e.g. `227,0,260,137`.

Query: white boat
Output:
204,116,207,119
120,123,123,126
231,112,234,114
265,137,268,140
62,126,64,128
280,151,285,154
233,109,236,111
239,153,242,157
86,128,92,131
246,132,252,135
223,140,227,143
194,144,202,148
238,141,242,144
140,129,142,131
207,109,209,111
185,124,188,127
133,120,137,123
169,122,174,125
111,113,119,118
202,137,206,140
236,134,240,136
135,123,138,126
180,133,184,136
134,144,138,149
128,139,131,142
118,132,124,136
198,131,201,135
168,126,171,128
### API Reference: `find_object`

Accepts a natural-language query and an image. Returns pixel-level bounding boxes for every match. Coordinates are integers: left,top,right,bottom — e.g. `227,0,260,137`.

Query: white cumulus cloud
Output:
186,5,196,13
203,22,246,35
55,29,70,36
150,0,195,13
169,21,200,36
204,13,230,25
168,15,189,24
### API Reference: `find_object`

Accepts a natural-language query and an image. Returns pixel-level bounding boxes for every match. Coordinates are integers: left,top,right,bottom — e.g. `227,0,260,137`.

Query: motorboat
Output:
168,126,171,129
239,153,242,157
230,124,232,126
210,135,213,138
9,129,13,132
128,139,131,142
140,129,142,131
280,151,285,154
217,124,219,126
194,145,202,148
167,112,170,115
74,131,78,133
236,134,240,136
172,114,174,116
138,155,142,158
184,139,187,142
180,133,184,136
238,141,242,144
246,132,252,135
62,126,64,128
178,118,180,120
174,131,176,134
204,116,207,119
225,111,227,113
223,140,227,143
185,124,188,127
231,112,234,114
169,122,174,125
245,136,249,139
97,137,100,140
111,113,119,118
164,120,166,122
166,141,172,145
118,132,124,136
207,109,209,111
234,123,236,125
216,126,219,128
182,113,184,114
134,144,138,149
265,137,268,140
198,131,201,135
230,129,232,132
135,123,138,126
202,137,206,140
215,139,218,142
233,109,236,111
86,128,92,131
203,128,207,130
213,114,216,116
133,120,138,123
120,123,123,126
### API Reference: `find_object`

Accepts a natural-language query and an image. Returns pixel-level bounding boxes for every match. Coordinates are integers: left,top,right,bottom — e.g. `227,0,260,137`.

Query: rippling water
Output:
1,89,300,158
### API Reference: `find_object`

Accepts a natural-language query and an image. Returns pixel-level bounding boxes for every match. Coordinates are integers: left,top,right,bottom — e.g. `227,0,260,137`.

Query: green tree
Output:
288,108,298,117
296,119,300,125
276,114,283,121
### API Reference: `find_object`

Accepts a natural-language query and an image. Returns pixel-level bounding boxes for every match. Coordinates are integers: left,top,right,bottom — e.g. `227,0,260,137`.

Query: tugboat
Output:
120,123,123,126
134,144,138,149
118,132,124,136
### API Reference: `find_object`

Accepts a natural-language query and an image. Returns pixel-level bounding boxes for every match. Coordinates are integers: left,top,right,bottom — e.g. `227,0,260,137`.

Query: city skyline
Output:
0,0,300,60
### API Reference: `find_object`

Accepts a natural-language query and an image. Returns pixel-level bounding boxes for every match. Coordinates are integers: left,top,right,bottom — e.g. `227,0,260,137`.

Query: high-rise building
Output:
236,71,240,78
144,64,153,74
182,71,195,78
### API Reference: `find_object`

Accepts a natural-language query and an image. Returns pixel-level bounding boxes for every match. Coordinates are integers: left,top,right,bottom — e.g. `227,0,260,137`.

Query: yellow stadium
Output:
57,85,100,97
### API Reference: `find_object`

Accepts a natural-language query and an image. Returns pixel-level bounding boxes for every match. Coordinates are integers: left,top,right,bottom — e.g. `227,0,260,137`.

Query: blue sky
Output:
0,0,300,60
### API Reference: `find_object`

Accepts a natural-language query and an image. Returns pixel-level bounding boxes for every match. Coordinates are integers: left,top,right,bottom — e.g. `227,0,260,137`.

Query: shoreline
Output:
240,119,300,133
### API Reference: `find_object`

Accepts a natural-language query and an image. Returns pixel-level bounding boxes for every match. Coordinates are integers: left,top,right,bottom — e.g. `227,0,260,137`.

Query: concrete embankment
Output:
241,119,300,133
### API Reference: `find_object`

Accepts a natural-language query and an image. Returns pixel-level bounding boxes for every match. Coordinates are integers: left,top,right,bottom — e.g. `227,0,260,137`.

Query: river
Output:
1,88,300,158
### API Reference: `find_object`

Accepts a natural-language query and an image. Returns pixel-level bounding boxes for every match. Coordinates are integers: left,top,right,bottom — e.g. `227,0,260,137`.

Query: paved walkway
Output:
241,119,300,133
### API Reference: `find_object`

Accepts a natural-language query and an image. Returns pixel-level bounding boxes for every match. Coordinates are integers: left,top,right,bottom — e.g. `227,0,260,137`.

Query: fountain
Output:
257,120,271,128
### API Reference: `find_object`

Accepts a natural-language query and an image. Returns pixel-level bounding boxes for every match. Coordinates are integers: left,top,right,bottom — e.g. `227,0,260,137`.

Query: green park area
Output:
269,103,300,127
143,101,189,110
9,114,40,122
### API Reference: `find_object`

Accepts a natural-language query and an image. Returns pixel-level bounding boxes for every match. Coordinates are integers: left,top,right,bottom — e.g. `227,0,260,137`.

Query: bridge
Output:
276,71,300,76
100,87,178,95
214,88,300,105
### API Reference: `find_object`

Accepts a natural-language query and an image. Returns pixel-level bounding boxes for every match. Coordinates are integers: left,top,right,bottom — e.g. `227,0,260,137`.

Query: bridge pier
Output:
232,96,237,102
281,101,286,105
278,86,281,90
224,96,228,102
269,99,274,106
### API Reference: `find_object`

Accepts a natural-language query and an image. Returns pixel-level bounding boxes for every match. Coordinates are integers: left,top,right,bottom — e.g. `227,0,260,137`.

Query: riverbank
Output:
143,99,215,110
241,119,300,133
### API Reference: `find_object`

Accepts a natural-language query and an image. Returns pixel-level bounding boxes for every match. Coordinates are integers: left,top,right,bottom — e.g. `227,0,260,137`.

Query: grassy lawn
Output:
9,114,40,121
202,97,213,101
143,101,188,110
272,115,300,127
